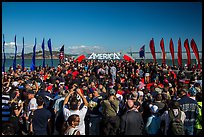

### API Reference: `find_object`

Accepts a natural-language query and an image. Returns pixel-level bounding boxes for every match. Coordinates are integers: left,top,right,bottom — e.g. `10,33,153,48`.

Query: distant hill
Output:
3,50,74,59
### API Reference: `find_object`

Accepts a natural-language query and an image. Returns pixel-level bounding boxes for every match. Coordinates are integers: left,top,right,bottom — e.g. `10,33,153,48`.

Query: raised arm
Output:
76,88,88,106
63,89,74,106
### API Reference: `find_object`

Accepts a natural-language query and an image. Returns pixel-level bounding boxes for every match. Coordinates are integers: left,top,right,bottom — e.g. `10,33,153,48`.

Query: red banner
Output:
190,39,201,69
169,38,175,66
177,38,182,67
149,38,156,63
184,39,191,68
160,38,166,65
123,54,134,62
74,54,86,63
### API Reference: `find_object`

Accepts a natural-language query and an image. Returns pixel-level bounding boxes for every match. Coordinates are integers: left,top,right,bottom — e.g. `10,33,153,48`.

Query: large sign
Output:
88,52,121,60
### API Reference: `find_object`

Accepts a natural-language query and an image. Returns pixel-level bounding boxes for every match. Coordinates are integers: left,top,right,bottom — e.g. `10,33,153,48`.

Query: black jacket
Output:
120,110,144,135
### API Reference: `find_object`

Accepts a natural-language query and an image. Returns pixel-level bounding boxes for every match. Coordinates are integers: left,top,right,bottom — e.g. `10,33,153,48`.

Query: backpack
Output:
168,110,184,135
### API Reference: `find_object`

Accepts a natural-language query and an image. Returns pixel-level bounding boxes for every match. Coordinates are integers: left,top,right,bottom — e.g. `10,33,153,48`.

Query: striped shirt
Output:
2,94,11,122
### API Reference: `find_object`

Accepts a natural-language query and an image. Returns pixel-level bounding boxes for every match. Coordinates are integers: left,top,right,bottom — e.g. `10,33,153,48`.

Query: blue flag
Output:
21,37,25,71
48,39,53,67
42,38,45,68
2,34,6,72
30,38,36,71
13,35,17,72
139,45,145,58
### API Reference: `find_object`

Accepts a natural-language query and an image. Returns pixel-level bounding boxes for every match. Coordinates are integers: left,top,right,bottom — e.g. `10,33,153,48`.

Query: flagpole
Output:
2,34,6,72
144,45,146,64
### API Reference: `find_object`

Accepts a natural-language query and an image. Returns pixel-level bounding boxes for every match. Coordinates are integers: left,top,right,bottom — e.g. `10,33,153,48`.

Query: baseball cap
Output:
109,88,116,95
155,87,162,94
138,91,144,96
149,104,159,113
181,88,188,93
60,82,65,85
12,81,19,87
131,91,138,100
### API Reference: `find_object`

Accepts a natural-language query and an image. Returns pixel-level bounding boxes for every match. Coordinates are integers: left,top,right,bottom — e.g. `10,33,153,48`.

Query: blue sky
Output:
2,2,202,58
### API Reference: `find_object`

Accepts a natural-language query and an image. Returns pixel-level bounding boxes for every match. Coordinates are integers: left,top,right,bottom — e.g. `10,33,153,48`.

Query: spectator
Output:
120,94,144,135
101,88,120,135
152,93,165,115
2,87,12,124
194,92,202,135
137,91,144,106
110,63,117,85
64,114,80,135
32,96,52,135
53,90,66,135
63,87,88,135
178,88,198,135
10,88,24,135
145,104,161,135
161,101,186,135
87,90,102,135
150,85,157,99
26,90,38,134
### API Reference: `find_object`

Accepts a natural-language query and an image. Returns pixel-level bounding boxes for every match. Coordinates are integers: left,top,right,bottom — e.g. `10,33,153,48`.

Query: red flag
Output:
190,39,201,69
74,54,86,63
59,45,64,60
178,38,182,67
123,54,134,62
160,38,166,64
169,38,175,66
149,38,156,63
184,39,191,68
59,45,64,64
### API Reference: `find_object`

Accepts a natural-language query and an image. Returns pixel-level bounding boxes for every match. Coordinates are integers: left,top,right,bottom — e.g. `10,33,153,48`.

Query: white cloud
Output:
4,42,16,49
65,45,107,54
80,45,86,48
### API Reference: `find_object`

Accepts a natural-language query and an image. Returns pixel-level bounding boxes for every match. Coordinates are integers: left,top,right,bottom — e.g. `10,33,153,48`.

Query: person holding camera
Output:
63,84,88,135
9,88,24,135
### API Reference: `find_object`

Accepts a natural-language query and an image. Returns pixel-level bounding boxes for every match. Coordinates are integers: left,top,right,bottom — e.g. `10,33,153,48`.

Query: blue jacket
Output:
178,95,198,126
145,114,161,135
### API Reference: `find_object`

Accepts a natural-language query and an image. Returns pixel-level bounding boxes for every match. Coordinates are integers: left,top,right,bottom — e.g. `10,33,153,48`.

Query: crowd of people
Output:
2,58,202,135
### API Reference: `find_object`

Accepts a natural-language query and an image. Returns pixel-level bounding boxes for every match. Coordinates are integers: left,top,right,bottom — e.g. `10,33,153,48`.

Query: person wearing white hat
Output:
137,91,144,105
145,104,161,135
